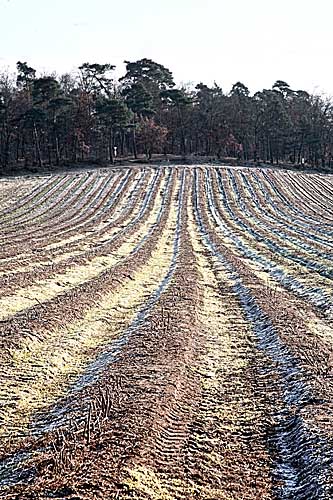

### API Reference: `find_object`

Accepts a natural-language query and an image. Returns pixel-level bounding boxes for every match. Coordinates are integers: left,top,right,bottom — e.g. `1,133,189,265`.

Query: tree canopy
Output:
1,58,333,171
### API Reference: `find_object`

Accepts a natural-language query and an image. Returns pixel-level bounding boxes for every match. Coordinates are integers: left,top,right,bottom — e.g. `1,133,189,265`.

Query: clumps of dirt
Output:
0,171,175,353
2,170,204,499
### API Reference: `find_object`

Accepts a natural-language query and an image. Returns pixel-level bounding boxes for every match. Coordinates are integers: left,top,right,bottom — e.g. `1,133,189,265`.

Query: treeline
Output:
1,58,333,171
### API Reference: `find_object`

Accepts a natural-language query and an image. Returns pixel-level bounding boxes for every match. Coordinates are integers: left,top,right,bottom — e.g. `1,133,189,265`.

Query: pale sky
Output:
1,0,333,95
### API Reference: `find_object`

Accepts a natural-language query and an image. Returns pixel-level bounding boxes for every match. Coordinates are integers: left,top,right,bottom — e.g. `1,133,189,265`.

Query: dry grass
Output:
0,173,167,320
0,179,180,442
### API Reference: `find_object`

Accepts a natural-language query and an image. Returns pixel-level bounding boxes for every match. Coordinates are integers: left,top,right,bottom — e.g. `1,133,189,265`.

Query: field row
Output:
0,166,332,499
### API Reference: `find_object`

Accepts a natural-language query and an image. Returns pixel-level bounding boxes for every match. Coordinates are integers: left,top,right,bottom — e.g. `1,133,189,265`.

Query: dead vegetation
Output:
0,166,332,499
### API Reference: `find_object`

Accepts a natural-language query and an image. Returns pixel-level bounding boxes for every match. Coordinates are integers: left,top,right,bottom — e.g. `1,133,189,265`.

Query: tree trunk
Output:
2,133,11,168
133,128,137,159
33,124,42,168
55,134,60,165
297,133,304,164
121,129,125,156
108,127,114,164
47,144,52,166
177,104,186,155
16,136,20,163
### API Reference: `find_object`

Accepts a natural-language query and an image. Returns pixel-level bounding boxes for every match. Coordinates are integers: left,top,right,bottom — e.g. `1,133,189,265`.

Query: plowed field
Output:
1,166,333,500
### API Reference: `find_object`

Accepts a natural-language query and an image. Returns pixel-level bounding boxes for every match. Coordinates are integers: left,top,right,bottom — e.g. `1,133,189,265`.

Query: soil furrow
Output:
0,170,182,450
195,167,331,498
0,169,170,315
0,168,150,287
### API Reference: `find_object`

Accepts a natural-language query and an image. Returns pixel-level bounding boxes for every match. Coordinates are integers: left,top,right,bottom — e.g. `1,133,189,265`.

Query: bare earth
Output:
0,165,333,499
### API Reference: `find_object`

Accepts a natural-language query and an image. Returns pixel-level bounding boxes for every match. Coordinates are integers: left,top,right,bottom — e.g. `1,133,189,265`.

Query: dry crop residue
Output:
0,165,332,500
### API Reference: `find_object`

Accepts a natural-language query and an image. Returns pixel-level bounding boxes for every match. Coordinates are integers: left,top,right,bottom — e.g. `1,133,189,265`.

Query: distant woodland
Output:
1,59,333,172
